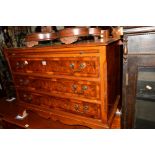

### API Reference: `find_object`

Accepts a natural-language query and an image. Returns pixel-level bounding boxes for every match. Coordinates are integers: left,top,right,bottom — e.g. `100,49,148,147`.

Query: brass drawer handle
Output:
83,105,89,113
79,62,86,69
74,104,89,113
22,61,28,67
74,104,79,111
82,85,88,91
69,63,75,69
72,84,78,93
79,85,88,94
16,61,28,68
69,62,86,72
72,85,88,94
72,84,77,90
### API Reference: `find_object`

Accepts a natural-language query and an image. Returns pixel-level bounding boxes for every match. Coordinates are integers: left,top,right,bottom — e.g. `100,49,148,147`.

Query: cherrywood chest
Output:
4,39,120,128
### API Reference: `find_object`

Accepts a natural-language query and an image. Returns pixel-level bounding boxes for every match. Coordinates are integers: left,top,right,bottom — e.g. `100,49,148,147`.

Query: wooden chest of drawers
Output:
4,39,120,128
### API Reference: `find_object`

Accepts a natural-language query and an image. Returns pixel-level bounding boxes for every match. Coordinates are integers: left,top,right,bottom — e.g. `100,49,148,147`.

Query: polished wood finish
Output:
4,39,120,128
25,32,58,47
58,27,89,44
25,32,58,42
9,56,99,77
122,27,155,128
14,75,100,100
111,114,121,129
0,98,120,129
100,30,110,39
58,27,89,38
89,28,101,36
0,98,89,129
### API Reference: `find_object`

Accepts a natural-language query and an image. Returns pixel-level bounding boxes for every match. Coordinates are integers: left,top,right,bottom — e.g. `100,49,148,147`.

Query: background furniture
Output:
122,27,155,128
0,26,32,98
0,45,15,98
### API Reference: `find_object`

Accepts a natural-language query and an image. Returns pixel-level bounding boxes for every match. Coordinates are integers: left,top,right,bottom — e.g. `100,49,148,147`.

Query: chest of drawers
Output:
4,39,120,128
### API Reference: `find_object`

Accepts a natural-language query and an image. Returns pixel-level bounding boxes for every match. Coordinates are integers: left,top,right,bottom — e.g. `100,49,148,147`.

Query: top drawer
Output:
9,56,100,77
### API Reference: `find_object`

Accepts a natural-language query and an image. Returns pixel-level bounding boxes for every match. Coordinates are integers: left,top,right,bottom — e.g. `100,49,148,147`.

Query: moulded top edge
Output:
5,38,119,52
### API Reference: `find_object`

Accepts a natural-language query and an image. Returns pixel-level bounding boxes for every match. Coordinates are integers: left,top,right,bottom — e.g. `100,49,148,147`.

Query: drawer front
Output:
10,56,99,77
14,76,100,100
18,91,101,119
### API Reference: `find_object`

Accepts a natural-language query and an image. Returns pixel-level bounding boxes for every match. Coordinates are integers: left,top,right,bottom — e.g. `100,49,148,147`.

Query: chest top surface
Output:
5,38,118,53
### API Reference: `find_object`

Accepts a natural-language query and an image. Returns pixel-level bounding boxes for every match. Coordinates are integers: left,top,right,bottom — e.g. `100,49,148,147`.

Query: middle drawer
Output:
14,75,100,100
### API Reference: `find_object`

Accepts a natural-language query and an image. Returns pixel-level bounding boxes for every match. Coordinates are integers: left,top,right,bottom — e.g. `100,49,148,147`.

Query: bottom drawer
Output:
18,91,101,119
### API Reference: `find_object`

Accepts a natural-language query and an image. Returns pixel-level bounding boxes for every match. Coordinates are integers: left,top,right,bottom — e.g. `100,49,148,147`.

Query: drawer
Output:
10,56,99,77
14,76,100,100
18,91,101,119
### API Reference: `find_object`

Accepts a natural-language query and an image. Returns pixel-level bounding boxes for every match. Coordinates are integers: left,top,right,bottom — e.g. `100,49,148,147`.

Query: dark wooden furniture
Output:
122,27,155,129
4,39,120,129
0,47,16,98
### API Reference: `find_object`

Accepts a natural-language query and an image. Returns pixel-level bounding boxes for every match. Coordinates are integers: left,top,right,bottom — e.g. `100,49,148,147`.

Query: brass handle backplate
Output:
79,62,86,69
74,104,79,112
69,62,86,72
82,85,88,91
83,105,89,113
16,60,28,68
70,63,75,69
